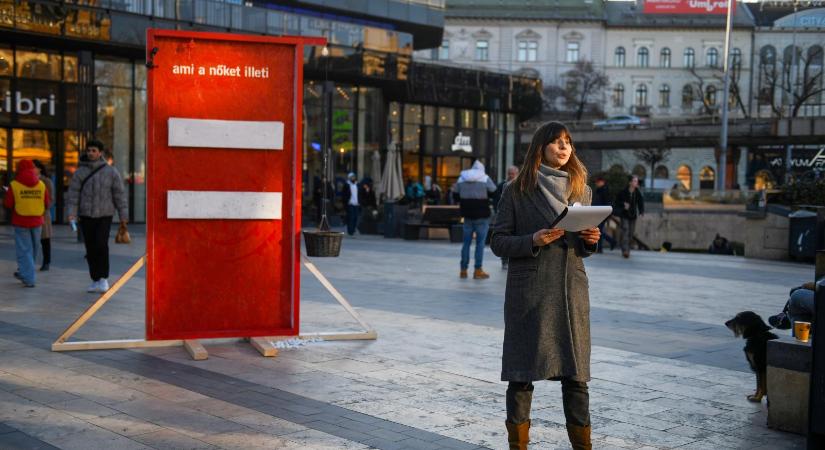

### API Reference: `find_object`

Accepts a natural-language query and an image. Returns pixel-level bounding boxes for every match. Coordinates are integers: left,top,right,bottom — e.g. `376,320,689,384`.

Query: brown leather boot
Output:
505,420,530,450
460,269,468,279
473,268,490,279
566,423,592,450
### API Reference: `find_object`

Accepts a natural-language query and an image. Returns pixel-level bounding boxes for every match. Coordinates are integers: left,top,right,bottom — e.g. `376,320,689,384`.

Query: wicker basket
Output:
303,230,344,257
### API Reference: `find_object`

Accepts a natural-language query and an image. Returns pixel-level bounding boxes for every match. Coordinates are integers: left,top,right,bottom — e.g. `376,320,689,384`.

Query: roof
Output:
445,0,605,21
605,0,754,28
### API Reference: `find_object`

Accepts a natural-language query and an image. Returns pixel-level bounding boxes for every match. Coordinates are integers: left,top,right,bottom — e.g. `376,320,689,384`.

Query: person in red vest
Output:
4,159,51,288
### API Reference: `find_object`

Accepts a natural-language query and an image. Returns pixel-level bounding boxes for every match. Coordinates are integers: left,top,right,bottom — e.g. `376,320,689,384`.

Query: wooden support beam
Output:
249,337,279,357
184,340,208,360
53,256,146,346
52,339,183,352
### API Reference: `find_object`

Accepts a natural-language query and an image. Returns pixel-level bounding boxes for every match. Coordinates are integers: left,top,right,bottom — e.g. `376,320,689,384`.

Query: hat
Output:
17,160,34,171
347,172,356,178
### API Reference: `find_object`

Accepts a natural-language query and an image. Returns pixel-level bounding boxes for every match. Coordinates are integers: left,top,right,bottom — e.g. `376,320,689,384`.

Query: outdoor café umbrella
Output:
370,150,382,188
378,145,404,202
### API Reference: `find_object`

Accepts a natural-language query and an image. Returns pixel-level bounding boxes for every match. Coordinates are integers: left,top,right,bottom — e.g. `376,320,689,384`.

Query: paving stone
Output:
0,430,60,450
131,429,218,450
86,413,164,437
44,427,153,450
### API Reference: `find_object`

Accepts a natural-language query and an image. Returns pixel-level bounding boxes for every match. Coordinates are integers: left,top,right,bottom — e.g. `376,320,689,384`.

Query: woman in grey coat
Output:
491,122,600,450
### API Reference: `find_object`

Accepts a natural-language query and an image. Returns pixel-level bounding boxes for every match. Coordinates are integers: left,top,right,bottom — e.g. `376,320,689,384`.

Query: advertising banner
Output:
145,30,322,340
643,0,733,15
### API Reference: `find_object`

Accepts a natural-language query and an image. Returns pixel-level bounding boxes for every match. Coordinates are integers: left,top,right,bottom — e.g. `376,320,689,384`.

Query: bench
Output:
403,206,462,241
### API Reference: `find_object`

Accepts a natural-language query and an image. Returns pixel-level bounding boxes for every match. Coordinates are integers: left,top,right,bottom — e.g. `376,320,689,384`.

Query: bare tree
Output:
564,60,609,121
688,65,748,117
634,147,671,189
757,46,824,118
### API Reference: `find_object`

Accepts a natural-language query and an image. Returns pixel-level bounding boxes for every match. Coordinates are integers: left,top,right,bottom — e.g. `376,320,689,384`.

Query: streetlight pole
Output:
717,0,734,194
786,0,800,184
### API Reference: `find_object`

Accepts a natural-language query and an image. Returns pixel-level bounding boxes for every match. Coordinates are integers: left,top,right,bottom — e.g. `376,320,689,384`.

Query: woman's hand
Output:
578,227,600,246
532,228,565,247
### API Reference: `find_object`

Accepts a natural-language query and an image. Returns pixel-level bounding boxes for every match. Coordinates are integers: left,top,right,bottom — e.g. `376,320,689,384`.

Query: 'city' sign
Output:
0,91,56,116
452,132,472,153
643,0,733,14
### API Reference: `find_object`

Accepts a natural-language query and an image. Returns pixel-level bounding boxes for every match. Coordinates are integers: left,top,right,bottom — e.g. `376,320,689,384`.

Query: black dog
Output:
725,311,778,402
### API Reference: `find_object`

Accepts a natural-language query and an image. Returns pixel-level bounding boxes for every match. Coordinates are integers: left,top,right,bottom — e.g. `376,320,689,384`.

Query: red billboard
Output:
145,30,322,340
643,0,734,15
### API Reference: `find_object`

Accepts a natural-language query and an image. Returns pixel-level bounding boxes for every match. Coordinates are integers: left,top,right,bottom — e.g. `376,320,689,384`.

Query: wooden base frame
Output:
51,253,377,359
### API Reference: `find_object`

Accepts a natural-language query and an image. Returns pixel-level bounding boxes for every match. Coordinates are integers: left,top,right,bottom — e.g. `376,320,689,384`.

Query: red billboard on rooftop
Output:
643,0,734,15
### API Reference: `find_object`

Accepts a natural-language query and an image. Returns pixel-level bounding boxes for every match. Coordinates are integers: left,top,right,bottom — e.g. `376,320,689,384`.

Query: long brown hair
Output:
514,121,588,201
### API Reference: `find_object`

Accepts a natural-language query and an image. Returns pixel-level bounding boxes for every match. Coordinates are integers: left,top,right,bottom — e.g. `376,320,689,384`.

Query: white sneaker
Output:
97,279,109,293
87,281,99,293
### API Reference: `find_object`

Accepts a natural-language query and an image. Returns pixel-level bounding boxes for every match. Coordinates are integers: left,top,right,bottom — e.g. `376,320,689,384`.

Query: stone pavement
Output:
0,225,814,449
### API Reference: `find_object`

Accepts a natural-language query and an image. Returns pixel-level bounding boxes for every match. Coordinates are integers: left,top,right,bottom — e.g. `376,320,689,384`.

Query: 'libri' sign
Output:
146,30,323,340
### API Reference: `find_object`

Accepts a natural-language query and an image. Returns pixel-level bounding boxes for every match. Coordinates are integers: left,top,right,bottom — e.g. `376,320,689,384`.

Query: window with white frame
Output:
637,47,649,68
566,41,580,63
439,40,449,60
635,84,648,106
660,47,671,68
706,48,719,68
615,47,626,67
659,84,670,107
475,40,489,61
613,84,625,107
518,40,538,62
681,85,694,108
684,48,695,68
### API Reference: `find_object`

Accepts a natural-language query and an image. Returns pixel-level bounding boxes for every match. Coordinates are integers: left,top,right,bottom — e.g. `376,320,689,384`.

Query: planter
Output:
303,230,344,257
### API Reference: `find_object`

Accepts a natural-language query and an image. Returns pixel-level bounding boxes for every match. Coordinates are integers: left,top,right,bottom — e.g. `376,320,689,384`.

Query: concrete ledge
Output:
767,336,812,435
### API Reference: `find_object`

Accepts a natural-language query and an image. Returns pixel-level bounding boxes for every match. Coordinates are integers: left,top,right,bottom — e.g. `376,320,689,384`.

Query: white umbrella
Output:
370,150,382,188
378,145,404,203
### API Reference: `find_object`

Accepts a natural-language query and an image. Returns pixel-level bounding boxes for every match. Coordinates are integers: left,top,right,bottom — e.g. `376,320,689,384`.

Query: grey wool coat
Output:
491,183,596,383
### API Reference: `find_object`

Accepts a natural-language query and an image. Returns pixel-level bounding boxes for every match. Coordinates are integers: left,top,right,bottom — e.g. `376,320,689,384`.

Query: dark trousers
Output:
346,205,359,236
40,238,51,265
506,379,590,426
79,216,112,281
620,217,636,253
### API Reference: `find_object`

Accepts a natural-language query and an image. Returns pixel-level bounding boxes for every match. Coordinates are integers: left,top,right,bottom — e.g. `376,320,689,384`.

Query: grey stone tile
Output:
86,413,164,437
44,428,153,450
131,429,218,450
49,398,120,420
0,431,60,450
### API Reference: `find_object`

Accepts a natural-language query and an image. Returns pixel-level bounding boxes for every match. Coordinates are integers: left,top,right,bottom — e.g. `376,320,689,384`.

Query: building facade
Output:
0,0,542,224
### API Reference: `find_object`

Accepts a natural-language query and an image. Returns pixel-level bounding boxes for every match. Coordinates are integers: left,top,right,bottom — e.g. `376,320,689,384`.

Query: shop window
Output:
95,58,132,88
96,86,132,186
16,49,61,80
754,170,775,190
677,164,692,190
62,131,81,222
655,165,669,179
134,89,147,222
64,54,78,82
459,109,473,129
699,166,715,190
0,47,12,76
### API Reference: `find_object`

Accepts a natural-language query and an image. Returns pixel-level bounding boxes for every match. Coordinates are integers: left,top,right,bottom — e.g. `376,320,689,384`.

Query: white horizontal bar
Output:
168,118,284,150
167,191,282,220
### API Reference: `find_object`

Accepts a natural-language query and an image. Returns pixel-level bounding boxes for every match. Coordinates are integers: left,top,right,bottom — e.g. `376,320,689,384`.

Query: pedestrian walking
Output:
32,160,54,271
66,140,129,293
490,121,600,450
494,165,519,270
592,176,616,253
614,175,644,258
423,175,442,205
453,160,497,279
342,172,363,236
4,159,51,288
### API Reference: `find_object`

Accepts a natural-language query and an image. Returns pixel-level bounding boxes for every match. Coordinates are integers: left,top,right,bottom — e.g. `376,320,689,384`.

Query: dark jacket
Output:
491,184,596,382
614,187,645,219
341,181,366,206
592,184,611,207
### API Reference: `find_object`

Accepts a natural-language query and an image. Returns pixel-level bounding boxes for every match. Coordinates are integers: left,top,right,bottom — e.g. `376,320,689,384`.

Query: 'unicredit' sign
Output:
643,0,734,14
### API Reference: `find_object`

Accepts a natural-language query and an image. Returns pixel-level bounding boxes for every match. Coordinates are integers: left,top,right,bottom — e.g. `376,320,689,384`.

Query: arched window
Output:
660,47,671,68
705,85,717,106
677,165,692,190
632,165,647,187
699,166,715,190
707,48,719,68
615,47,626,67
659,84,671,108
760,45,776,66
635,84,648,106
655,165,669,179
784,45,801,67
684,48,695,68
754,170,776,190
613,84,625,107
681,85,694,108
808,45,823,67
731,48,742,68
637,47,649,67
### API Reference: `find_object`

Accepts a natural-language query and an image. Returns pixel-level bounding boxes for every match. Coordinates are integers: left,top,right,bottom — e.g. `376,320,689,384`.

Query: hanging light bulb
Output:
321,46,330,57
